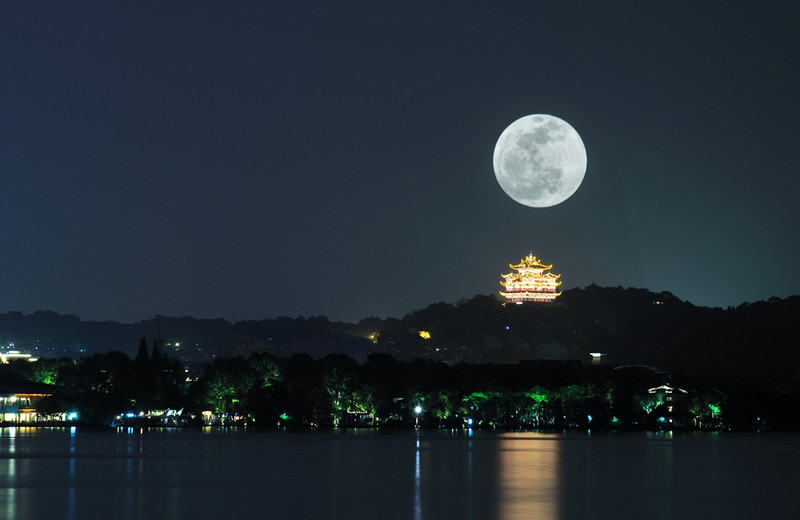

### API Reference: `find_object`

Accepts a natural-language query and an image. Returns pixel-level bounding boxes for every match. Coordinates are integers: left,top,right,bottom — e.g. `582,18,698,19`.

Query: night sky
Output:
2,2,797,324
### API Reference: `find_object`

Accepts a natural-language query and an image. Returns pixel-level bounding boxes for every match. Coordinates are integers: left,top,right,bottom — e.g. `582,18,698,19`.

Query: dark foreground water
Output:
0,427,797,520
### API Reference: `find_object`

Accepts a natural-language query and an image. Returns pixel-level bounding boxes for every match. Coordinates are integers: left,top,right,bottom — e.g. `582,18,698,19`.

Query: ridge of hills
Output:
0,285,797,377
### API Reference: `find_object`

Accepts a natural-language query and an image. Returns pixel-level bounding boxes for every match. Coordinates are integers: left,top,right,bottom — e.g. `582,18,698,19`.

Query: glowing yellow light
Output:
418,331,431,340
368,332,379,344
499,253,561,303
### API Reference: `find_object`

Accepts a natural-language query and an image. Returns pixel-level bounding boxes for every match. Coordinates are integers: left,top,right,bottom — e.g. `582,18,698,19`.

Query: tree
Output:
688,390,724,429
318,354,360,426
249,352,280,389
199,357,256,415
523,386,555,427
135,337,149,364
151,340,162,363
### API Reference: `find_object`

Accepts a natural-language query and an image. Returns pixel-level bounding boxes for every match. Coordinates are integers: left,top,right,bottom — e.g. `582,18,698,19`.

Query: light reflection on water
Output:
496,432,561,520
0,427,797,520
414,434,421,520
67,426,76,520
1,427,17,520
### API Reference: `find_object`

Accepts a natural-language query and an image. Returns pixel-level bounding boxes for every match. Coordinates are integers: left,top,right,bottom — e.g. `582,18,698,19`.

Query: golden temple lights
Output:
499,253,562,303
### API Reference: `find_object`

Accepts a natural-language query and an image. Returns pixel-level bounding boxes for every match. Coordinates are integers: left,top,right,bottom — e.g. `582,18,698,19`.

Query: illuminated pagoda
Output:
499,253,562,303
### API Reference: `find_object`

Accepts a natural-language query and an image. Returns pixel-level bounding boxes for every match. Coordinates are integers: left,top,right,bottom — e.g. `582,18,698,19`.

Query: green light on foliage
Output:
463,391,489,403
525,391,549,403
279,413,292,421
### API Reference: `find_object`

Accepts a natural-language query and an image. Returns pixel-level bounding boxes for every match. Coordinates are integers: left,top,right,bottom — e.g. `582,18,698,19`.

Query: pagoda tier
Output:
499,254,562,303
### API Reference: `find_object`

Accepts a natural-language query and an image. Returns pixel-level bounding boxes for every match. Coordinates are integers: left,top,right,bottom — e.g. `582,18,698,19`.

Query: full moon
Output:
493,114,587,208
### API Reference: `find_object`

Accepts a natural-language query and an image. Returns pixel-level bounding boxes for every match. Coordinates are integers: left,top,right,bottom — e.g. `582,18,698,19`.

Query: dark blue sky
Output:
2,2,797,323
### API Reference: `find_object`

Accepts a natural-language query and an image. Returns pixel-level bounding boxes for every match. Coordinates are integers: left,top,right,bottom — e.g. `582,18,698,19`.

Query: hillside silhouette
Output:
1,285,797,377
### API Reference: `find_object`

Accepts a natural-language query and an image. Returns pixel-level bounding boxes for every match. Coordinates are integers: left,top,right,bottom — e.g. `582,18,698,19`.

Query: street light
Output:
414,405,422,427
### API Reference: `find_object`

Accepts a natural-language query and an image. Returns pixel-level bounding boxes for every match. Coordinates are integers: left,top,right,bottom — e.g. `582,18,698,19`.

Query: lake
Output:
0,427,797,519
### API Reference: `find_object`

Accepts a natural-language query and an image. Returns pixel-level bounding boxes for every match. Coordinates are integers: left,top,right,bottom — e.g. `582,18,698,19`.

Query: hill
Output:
0,286,797,376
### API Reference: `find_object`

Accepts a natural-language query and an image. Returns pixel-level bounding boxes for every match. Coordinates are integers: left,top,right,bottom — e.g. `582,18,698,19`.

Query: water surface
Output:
0,427,796,519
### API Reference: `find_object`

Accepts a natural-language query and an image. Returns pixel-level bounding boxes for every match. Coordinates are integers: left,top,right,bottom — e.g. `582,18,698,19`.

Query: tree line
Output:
3,337,797,431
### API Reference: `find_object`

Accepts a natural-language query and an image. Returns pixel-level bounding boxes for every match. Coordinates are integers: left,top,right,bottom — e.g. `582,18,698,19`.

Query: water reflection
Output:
414,434,421,520
67,426,77,520
410,430,561,520
1,427,17,520
496,433,561,520
0,429,795,520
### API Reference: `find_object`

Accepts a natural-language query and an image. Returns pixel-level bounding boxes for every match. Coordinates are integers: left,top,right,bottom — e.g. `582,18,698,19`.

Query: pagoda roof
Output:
501,271,561,279
509,254,553,271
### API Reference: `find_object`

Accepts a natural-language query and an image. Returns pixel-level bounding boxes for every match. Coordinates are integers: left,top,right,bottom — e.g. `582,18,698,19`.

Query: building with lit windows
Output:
499,254,562,303
648,384,689,415
633,384,691,428
0,350,38,363
0,383,57,423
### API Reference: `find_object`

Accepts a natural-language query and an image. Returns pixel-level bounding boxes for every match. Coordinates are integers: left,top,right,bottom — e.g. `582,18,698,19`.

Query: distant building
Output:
500,254,562,303
0,381,73,423
633,384,691,428
589,352,607,365
0,350,38,363
648,384,689,413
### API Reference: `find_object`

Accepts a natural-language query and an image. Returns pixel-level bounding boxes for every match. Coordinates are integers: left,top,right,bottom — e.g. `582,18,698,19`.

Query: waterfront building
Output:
0,350,38,363
499,254,562,303
0,383,56,423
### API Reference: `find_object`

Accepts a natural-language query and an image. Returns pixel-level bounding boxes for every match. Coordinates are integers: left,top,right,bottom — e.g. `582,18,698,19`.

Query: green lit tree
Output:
461,391,490,427
200,357,256,415
249,352,280,389
522,386,555,427
688,390,724,429
318,353,360,426
429,390,460,427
